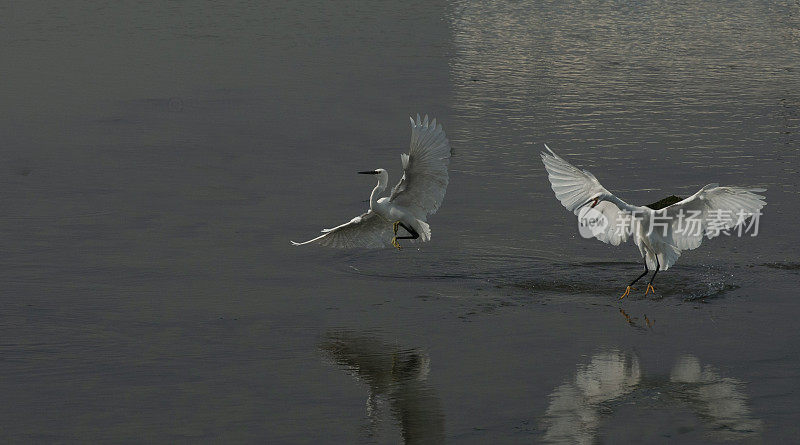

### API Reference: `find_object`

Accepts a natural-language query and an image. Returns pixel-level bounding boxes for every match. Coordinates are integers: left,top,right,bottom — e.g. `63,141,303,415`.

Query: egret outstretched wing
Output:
389,114,452,219
541,145,629,245
659,184,766,251
291,211,393,248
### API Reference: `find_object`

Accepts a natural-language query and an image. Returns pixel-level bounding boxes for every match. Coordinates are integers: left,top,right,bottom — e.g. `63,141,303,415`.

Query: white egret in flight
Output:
541,145,766,299
292,114,452,250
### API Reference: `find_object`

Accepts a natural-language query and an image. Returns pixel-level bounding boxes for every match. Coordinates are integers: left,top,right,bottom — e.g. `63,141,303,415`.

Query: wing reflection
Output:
670,355,762,441
320,331,444,444
543,350,641,444
543,351,761,443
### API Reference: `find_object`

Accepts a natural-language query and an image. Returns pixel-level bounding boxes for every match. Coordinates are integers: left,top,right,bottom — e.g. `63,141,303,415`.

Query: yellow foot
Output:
645,284,655,296
619,285,631,300
391,237,402,250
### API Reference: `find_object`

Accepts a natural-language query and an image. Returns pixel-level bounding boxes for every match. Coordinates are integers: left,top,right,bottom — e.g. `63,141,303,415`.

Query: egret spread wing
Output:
291,211,393,248
389,114,452,219
541,145,629,245
659,184,766,251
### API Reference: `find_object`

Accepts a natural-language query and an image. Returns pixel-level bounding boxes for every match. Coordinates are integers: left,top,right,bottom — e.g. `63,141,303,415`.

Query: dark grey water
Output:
2,0,799,443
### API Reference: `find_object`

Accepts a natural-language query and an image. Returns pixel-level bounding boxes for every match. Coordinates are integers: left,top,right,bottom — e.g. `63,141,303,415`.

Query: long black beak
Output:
358,170,378,175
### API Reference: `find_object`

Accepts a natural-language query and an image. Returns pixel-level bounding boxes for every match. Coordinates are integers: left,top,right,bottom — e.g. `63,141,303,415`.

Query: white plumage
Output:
541,145,766,297
292,114,452,249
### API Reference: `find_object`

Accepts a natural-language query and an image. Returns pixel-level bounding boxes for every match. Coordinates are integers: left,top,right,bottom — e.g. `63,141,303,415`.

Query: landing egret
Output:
541,145,766,298
292,114,452,250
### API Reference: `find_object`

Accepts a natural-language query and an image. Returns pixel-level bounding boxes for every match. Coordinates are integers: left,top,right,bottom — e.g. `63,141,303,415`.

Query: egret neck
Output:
605,194,640,214
369,172,388,210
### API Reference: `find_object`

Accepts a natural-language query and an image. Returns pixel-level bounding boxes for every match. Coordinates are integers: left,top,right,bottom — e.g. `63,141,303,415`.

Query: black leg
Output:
395,222,419,240
646,256,660,295
621,259,648,300
648,256,660,286
629,261,649,287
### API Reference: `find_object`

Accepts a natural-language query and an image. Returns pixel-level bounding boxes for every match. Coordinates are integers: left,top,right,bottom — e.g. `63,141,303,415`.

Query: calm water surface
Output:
1,0,799,443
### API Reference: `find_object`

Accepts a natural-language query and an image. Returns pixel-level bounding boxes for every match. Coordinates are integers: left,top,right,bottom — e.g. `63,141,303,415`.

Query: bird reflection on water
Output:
543,350,761,443
669,355,763,442
543,350,641,444
320,331,444,444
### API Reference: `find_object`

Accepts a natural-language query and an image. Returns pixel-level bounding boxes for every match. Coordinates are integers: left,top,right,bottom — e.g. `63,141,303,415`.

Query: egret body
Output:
292,114,452,250
541,145,766,298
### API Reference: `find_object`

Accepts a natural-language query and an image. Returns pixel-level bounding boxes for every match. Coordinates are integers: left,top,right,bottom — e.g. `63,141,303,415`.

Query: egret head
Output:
581,196,600,209
358,169,388,186
583,193,609,209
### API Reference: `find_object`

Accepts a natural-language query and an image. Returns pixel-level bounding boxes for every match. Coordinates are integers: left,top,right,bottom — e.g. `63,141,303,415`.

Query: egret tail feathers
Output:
646,241,681,271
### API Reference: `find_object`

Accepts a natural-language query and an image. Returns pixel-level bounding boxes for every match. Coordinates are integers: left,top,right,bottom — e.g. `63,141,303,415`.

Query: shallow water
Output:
2,0,799,443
